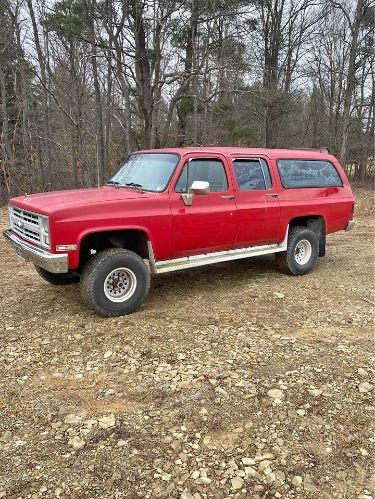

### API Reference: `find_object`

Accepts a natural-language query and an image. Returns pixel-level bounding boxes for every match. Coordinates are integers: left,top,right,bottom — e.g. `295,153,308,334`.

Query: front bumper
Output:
3,229,68,274
345,220,355,231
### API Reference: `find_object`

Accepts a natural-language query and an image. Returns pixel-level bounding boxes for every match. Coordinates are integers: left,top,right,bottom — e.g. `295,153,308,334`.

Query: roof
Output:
134,147,335,161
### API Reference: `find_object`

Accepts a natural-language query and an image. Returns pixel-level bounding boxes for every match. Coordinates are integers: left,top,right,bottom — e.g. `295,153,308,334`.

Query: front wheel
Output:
275,226,319,275
80,249,150,317
35,265,80,285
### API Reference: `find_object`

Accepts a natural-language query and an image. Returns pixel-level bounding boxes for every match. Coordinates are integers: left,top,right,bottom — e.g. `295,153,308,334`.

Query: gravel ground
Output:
0,187,373,499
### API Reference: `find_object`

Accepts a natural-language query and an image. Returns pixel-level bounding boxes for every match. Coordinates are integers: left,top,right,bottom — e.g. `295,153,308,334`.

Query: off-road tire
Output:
80,248,150,317
35,265,80,285
275,226,319,276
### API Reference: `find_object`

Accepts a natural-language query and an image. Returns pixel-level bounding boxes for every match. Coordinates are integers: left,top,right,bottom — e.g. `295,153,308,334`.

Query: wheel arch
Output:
287,215,326,257
77,227,153,271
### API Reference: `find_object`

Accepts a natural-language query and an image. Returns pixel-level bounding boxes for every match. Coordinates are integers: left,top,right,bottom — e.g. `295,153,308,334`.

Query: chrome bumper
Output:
3,229,68,273
346,220,355,231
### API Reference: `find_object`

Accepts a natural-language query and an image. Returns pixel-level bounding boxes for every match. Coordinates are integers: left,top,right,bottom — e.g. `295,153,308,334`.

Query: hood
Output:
10,186,152,213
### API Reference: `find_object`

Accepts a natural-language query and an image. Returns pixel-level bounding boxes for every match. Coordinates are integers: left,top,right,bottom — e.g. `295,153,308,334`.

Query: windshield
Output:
107,153,179,192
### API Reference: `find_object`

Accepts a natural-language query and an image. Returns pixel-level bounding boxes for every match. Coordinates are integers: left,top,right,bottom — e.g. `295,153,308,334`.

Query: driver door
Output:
169,155,237,258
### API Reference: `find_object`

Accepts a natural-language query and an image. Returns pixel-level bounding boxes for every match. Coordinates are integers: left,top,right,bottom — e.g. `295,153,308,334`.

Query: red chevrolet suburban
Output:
4,147,355,317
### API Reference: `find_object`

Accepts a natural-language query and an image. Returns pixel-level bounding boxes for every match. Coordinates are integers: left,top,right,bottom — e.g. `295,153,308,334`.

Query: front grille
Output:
9,205,49,248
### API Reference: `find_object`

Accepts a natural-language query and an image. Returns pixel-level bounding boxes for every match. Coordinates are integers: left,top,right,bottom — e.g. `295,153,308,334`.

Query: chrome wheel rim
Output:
294,239,312,265
104,267,137,302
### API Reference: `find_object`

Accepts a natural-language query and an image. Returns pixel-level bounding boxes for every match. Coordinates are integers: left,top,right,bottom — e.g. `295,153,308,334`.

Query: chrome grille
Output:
9,205,49,248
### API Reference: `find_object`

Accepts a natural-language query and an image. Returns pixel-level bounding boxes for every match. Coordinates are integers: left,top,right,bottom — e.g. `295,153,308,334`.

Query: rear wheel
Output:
35,265,80,285
275,226,319,275
80,249,150,317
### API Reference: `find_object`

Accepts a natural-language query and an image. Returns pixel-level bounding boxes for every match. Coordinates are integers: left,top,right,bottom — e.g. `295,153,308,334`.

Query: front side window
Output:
277,159,343,188
233,159,272,190
108,153,179,192
175,158,228,193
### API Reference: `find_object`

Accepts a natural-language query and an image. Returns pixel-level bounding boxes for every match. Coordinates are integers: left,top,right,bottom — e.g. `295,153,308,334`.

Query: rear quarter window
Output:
277,159,343,188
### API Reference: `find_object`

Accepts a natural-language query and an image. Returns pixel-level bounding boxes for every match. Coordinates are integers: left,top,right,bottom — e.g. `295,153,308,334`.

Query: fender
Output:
68,225,155,270
284,213,327,233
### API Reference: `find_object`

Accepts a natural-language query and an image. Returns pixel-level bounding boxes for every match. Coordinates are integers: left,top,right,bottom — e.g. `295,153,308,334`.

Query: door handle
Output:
221,195,235,200
265,193,278,198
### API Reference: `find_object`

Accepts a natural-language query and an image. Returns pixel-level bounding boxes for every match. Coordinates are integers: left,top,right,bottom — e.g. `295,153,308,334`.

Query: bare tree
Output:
0,0,373,203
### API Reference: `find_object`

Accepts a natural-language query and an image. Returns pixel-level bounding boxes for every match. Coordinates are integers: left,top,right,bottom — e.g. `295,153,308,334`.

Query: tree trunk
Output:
177,1,198,146
26,0,50,188
130,0,153,148
339,0,364,168
83,0,106,185
262,0,285,147
0,69,13,196
115,44,132,152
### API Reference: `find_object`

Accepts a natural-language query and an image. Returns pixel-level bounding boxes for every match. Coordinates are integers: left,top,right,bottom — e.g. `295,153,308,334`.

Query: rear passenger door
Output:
231,156,282,247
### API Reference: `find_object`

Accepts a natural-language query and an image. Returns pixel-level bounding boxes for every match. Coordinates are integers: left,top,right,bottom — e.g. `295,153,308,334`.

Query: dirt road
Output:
0,187,373,498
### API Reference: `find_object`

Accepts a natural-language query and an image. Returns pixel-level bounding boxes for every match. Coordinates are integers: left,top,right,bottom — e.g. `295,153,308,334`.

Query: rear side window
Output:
277,159,343,188
175,158,228,193
233,159,272,190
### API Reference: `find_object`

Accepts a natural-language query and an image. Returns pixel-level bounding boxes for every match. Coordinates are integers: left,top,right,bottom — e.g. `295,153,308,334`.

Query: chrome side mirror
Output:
191,180,210,195
181,181,210,206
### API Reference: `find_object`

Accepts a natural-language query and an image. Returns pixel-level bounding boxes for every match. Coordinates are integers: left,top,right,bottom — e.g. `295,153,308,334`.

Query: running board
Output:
147,228,288,275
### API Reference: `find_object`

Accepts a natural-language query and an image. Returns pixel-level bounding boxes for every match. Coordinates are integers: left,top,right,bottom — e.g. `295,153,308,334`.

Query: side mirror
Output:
181,181,210,206
191,180,210,195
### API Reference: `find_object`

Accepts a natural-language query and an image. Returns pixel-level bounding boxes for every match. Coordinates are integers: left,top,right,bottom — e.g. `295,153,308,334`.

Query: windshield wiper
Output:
106,180,145,191
122,182,145,191
106,180,120,187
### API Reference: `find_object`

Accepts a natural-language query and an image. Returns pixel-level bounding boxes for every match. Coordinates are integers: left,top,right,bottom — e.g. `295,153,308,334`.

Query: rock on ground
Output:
0,187,373,498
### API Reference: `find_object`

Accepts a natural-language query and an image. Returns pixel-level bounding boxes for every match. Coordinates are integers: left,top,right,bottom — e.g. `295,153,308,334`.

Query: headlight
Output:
40,215,50,248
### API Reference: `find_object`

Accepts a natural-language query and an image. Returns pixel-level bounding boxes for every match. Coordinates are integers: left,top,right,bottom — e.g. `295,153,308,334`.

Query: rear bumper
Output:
3,229,68,274
345,220,355,231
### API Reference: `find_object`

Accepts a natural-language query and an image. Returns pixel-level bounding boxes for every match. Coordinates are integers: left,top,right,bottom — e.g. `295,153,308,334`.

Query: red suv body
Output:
4,147,355,316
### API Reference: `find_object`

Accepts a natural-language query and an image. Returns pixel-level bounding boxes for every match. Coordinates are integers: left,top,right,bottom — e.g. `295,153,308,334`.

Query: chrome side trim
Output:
3,229,68,273
345,220,355,231
150,227,289,274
